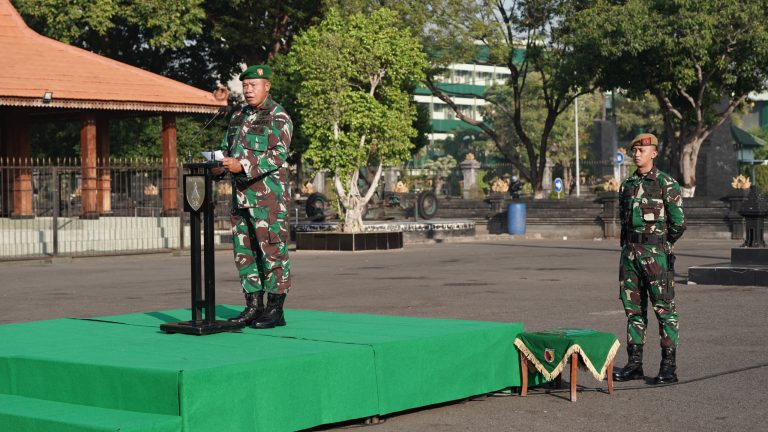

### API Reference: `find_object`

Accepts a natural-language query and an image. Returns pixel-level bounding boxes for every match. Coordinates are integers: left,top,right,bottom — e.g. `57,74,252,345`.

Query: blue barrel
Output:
507,202,526,234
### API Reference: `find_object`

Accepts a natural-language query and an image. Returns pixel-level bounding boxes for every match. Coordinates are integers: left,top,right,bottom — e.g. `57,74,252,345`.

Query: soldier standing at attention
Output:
613,133,686,384
214,64,293,329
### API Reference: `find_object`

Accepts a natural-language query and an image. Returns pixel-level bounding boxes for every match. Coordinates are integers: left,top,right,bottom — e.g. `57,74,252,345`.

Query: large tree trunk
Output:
341,195,366,233
334,174,364,233
563,163,572,195
654,88,746,198
679,137,704,197
334,163,383,233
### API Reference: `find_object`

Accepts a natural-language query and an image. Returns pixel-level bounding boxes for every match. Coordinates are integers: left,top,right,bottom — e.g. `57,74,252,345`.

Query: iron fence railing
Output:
0,158,234,259
0,157,628,259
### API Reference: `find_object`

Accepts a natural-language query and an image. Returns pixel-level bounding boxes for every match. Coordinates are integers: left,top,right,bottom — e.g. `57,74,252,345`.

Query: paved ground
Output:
1,237,766,431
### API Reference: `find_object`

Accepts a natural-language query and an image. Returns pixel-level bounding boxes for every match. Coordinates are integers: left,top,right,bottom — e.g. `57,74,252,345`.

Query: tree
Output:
13,0,325,89
12,0,205,49
421,0,601,198
612,93,664,143
284,8,428,232
13,0,215,86
14,0,324,167
203,0,322,83
480,73,603,192
319,1,436,158
571,0,768,196
545,90,604,192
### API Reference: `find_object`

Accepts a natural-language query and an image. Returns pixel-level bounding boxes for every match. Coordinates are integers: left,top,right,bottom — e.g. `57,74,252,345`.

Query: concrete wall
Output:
439,195,737,240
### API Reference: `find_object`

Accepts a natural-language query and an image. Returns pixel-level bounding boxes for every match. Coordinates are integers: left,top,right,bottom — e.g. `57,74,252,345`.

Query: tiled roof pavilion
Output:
0,0,228,218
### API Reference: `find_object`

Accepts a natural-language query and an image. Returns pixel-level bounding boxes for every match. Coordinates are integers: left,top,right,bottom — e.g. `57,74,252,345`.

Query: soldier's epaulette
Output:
273,118,287,130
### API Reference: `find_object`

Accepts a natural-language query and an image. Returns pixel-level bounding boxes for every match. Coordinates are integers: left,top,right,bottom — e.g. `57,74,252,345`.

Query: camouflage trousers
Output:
230,207,291,294
619,244,679,348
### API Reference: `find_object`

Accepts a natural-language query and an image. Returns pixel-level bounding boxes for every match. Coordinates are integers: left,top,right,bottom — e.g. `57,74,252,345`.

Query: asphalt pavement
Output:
0,237,765,431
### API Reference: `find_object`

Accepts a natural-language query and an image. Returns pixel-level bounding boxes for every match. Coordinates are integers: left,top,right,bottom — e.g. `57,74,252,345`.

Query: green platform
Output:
0,308,527,432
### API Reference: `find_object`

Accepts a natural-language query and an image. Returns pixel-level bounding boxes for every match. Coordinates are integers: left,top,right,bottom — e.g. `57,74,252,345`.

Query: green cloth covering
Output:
1,309,527,432
514,329,620,381
0,394,182,432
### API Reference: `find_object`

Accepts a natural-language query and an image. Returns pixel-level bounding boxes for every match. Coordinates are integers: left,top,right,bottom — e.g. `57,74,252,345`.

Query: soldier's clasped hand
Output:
222,157,244,174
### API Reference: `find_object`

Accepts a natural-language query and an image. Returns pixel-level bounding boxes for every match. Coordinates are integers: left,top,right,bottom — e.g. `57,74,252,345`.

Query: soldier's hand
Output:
222,157,244,174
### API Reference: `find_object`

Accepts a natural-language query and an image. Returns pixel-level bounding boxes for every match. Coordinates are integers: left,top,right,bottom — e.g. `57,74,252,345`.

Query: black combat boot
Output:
652,347,678,384
613,344,644,382
227,292,264,326
252,293,286,329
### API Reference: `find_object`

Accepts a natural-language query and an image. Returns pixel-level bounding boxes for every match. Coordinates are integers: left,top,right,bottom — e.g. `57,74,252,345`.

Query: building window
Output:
476,71,493,85
453,70,472,84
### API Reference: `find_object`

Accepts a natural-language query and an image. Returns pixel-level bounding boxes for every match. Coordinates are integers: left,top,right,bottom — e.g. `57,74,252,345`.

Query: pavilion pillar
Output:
3,112,34,219
3,112,35,219
0,112,11,216
162,113,179,216
96,114,111,214
80,113,99,219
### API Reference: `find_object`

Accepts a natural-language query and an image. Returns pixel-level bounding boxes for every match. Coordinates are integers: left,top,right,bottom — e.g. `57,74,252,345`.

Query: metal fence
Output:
395,158,627,198
0,157,628,259
0,158,233,259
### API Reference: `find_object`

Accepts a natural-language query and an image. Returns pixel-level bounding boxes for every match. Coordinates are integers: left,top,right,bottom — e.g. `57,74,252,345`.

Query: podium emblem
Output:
185,176,205,211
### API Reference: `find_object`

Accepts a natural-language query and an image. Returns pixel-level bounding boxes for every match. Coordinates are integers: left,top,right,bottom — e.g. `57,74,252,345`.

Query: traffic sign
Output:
553,177,564,193
616,151,625,165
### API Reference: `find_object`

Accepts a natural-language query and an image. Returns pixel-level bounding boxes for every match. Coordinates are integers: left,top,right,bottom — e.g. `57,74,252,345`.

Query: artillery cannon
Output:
305,190,438,222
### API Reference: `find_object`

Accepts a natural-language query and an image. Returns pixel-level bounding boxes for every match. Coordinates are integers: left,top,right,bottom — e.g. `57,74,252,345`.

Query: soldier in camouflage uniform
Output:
613,133,686,385
215,64,292,329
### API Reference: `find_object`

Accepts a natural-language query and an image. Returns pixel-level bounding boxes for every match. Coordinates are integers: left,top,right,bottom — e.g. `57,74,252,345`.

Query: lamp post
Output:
574,96,580,197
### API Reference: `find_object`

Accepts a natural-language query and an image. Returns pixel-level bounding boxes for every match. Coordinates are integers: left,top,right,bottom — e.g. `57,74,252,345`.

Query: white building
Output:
414,63,511,143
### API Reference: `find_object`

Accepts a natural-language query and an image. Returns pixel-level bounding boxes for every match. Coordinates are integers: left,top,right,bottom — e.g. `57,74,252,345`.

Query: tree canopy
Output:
284,7,427,231
570,0,768,196
13,0,324,160
422,0,601,198
13,0,323,88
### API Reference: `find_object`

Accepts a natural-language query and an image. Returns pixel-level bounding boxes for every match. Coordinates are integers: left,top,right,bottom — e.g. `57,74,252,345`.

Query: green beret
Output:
239,64,272,81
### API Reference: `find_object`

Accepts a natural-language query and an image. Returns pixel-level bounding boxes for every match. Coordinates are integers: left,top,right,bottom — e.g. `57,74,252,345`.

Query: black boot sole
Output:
228,310,264,326
613,374,645,382
251,317,286,329
613,369,644,382
652,376,678,385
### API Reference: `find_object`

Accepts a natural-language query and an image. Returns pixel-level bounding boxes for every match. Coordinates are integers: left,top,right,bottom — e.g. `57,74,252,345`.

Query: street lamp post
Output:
574,97,580,197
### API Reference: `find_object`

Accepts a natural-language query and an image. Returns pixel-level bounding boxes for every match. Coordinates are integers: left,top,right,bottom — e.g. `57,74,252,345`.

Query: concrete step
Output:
0,394,182,432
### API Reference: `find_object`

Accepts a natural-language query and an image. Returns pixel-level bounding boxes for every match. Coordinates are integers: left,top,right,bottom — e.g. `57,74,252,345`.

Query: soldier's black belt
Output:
625,232,666,245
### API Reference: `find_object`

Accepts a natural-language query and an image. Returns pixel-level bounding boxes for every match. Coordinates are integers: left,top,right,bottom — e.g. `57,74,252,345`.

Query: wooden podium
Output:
160,161,245,335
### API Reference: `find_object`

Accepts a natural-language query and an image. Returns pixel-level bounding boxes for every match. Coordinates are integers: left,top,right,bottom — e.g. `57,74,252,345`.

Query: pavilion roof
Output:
0,0,226,114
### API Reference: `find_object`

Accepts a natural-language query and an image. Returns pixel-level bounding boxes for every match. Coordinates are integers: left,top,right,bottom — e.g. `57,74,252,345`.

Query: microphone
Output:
188,105,231,164
208,106,230,163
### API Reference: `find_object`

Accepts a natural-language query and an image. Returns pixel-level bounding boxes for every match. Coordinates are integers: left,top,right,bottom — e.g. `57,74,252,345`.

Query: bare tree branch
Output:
361,163,383,204
651,87,684,120
424,76,530,178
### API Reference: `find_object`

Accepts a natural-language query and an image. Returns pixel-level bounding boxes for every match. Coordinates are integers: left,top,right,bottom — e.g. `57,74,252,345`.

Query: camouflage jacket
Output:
619,167,686,247
219,95,293,209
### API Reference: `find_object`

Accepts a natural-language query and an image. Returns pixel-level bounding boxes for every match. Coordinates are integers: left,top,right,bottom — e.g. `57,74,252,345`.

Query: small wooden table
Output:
519,351,613,402
514,329,619,402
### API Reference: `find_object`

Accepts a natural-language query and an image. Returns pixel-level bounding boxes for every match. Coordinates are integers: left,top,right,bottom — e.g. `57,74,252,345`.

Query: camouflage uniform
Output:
619,166,686,348
220,94,292,295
